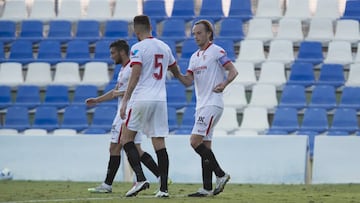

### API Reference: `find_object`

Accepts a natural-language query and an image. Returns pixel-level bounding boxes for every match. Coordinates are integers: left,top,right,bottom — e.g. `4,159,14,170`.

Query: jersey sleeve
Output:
130,44,142,67
217,47,232,67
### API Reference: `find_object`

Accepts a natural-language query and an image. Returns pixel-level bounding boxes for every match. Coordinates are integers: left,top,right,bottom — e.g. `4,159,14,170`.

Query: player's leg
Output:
135,143,160,178
152,137,169,197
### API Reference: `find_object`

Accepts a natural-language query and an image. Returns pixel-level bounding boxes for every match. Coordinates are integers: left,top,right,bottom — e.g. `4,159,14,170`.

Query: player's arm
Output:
213,62,238,93
169,63,194,87
85,89,115,106
120,63,141,119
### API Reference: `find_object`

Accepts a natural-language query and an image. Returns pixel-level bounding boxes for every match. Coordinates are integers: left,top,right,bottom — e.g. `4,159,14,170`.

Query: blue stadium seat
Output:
327,130,350,136
3,106,30,131
213,39,236,61
75,20,101,43
0,20,16,44
0,41,4,61
316,64,345,88
14,85,41,110
82,127,107,134
160,18,187,43
47,20,73,43
278,85,307,110
36,40,62,65
269,107,299,133
18,20,44,43
228,0,253,21
217,17,245,43
174,127,192,135
110,64,121,84
341,0,360,21
32,106,59,131
308,85,337,110
180,38,198,59
265,129,288,135
61,105,89,131
43,85,69,109
198,0,224,22
7,40,34,64
338,86,360,110
180,107,195,130
177,58,189,74
93,40,113,64
0,85,12,110
143,0,168,23
170,0,195,22
72,85,98,106
166,82,187,110
300,108,328,133
330,108,359,134
287,62,315,87
162,39,177,59
90,106,117,132
297,130,318,158
97,83,117,108
168,106,178,132
64,40,90,65
295,41,324,65
103,20,129,41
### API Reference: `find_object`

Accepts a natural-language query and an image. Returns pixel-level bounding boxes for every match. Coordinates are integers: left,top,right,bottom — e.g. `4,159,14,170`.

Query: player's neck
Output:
200,41,212,50
138,32,152,41
122,59,130,67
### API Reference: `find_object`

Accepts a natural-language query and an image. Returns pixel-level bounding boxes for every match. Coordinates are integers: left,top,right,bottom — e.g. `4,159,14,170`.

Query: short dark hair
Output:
194,20,214,41
133,15,151,32
109,39,129,54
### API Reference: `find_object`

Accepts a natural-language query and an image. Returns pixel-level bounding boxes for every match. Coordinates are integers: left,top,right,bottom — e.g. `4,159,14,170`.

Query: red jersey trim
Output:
197,42,212,57
125,108,132,127
130,61,142,67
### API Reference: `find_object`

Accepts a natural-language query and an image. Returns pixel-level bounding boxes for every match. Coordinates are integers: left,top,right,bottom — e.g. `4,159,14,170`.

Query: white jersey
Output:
129,37,176,102
187,43,231,109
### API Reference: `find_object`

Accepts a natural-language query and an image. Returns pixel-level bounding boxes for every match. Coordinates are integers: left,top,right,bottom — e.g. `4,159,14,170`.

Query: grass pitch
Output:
1,181,360,203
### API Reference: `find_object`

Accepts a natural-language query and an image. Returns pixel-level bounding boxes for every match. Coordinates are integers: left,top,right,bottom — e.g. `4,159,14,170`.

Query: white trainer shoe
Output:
188,188,213,197
155,190,169,198
213,173,230,195
87,183,112,193
125,180,150,197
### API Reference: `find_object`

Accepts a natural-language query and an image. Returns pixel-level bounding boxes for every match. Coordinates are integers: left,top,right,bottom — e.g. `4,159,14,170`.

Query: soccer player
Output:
86,40,160,193
172,19,238,197
119,15,180,198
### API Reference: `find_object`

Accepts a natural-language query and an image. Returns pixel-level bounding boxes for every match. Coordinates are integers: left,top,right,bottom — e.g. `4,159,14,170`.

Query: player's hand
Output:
112,90,122,98
120,101,127,120
213,83,225,93
85,98,98,106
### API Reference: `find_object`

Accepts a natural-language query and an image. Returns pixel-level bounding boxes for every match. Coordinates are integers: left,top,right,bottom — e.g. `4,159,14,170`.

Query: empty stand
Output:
24,62,52,87
93,40,113,64
333,19,360,44
170,0,195,22
19,20,44,43
245,18,274,44
0,129,19,135
32,106,59,131
3,106,30,131
112,0,139,21
308,85,337,110
14,85,41,110
255,0,282,21
90,106,117,132
47,20,73,43
346,63,360,86
180,39,198,59
0,85,12,110
81,62,110,87
227,0,252,21
323,41,353,65
338,86,360,110
42,85,70,109
53,62,81,87
287,62,315,87
0,0,28,21
217,17,244,43
305,18,334,44
313,0,340,21
223,83,247,111
29,0,56,21
275,18,304,44
278,85,307,110
72,85,98,106
266,40,294,66
75,20,101,43
269,107,299,133
64,40,90,65
179,107,195,131
237,40,265,67
166,82,187,110
142,0,168,23
283,0,311,22
0,20,16,44
0,62,24,87
168,106,178,132
257,62,286,88
330,108,359,133
8,40,34,64
213,39,236,61
239,107,269,133
248,84,278,110
232,61,257,88
341,0,360,21
295,41,324,65
36,40,62,65
102,20,129,41
82,127,107,134
214,107,239,133
84,0,111,21
57,0,83,21
160,18,187,43
300,108,328,133
317,64,345,88
23,128,47,136
198,0,224,22
61,105,89,131
53,128,77,136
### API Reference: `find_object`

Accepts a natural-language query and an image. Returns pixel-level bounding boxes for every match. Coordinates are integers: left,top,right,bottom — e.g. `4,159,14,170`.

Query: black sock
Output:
156,148,169,192
104,155,120,185
202,157,213,190
123,142,146,181
195,143,225,177
140,152,160,178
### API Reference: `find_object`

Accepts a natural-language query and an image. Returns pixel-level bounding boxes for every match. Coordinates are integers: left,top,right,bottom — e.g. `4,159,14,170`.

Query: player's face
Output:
110,47,122,64
192,24,210,49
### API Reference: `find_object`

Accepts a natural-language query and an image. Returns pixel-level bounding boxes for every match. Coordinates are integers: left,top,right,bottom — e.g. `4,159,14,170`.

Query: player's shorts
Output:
110,113,142,144
191,105,223,141
125,101,169,138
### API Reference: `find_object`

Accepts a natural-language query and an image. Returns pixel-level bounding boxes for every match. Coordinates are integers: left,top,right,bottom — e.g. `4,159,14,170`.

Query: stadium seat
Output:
32,106,59,131
316,64,345,88
14,85,41,110
82,127,107,134
3,106,30,131
97,82,117,108
339,86,360,110
24,62,52,87
245,18,274,44
326,130,350,136
269,107,299,133
236,40,265,67
265,129,288,135
232,61,257,88
168,106,178,132
23,128,47,136
7,40,34,64
333,19,360,45
266,40,294,66
53,128,77,136
47,20,73,43
248,84,278,110
0,20,16,44
308,85,337,111
180,39,198,59
53,62,81,87
28,0,56,21
295,41,324,65
296,130,318,158
313,0,340,21
255,0,282,22
180,107,195,131
18,20,44,43
93,40,113,64
278,85,307,110
275,18,304,45
72,85,98,106
166,82,187,110
305,18,334,44
0,128,19,135
257,62,286,88
287,62,315,88
346,64,360,86
90,106,117,132
102,20,129,41
61,105,89,131
81,62,110,87
142,0,168,23
0,0,28,21
84,0,111,21
217,17,244,43
283,0,311,22
112,0,139,21
341,0,360,21
64,40,90,65
223,83,248,111
0,62,24,87
160,18,187,43
36,40,62,65
162,39,177,59
330,108,359,133
355,43,360,64
198,0,224,22
0,85,12,110
239,107,269,133
75,20,101,43
170,0,195,22
215,107,239,133
42,85,70,109
323,41,353,65
227,0,252,21
0,41,4,61
300,108,328,133
213,39,236,61
57,0,82,21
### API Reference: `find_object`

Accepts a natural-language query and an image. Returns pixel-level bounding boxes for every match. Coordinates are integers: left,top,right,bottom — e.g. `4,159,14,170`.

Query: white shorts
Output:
191,106,223,141
125,101,169,137
110,113,143,144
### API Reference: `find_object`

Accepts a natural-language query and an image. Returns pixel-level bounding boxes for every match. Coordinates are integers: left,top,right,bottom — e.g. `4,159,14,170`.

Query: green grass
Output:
1,181,360,203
